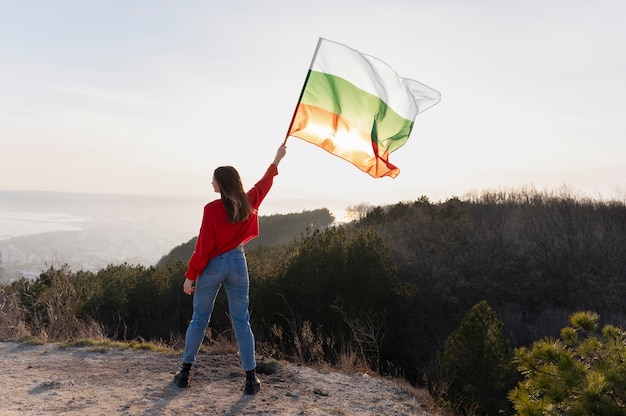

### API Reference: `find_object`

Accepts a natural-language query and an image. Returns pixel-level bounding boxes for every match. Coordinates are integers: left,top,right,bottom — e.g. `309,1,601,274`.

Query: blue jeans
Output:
182,246,256,371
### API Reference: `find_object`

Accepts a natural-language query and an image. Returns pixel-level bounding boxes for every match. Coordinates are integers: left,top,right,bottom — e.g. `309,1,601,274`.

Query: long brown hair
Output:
213,166,252,223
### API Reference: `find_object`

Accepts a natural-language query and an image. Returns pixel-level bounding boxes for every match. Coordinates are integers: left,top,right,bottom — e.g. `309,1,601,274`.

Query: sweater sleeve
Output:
247,164,279,209
185,203,217,280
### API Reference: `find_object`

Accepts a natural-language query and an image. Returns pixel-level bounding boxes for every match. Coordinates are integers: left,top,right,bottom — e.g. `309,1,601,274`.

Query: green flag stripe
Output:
301,70,414,153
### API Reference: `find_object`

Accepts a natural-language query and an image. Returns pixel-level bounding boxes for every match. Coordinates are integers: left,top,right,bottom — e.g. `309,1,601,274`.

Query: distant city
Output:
0,191,205,282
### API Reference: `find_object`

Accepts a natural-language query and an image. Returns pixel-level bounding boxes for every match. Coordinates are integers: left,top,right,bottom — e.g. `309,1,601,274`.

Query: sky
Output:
2,0,625,220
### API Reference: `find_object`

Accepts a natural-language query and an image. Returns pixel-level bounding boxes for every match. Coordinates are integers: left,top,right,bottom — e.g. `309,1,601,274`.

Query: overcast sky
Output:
1,0,625,218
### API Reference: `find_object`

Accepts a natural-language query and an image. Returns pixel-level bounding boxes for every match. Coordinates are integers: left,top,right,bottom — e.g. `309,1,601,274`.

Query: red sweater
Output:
185,164,279,280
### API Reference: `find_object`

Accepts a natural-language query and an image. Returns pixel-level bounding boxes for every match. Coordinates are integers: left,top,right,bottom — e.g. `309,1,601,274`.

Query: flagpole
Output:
283,37,324,145
282,71,310,145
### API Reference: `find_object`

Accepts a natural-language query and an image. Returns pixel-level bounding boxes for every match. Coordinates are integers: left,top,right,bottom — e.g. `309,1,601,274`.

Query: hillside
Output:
156,208,335,267
1,341,439,416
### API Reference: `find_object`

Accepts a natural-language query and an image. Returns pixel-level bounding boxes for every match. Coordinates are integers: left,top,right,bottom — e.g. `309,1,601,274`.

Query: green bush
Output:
435,301,518,415
509,311,626,415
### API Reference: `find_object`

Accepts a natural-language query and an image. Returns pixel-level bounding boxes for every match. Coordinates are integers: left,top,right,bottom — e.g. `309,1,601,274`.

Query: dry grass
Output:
0,286,30,341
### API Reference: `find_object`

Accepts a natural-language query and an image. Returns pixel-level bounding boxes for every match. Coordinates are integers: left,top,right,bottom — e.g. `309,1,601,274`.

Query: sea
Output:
0,211,85,241
0,191,205,239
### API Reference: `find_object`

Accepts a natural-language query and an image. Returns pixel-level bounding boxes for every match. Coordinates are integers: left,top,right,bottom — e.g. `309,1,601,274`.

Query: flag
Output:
287,38,441,178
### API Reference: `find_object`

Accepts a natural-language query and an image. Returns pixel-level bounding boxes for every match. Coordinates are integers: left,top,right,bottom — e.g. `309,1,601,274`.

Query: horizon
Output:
2,184,624,226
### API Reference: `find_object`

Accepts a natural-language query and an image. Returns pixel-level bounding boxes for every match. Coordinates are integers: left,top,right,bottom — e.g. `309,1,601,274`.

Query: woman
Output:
174,144,287,394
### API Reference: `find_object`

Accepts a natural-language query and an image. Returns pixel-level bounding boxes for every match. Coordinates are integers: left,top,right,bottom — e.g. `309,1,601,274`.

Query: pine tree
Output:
435,300,517,415
510,311,626,415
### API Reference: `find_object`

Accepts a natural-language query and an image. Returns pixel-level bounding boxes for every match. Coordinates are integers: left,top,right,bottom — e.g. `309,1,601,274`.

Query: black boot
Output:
244,368,261,395
174,362,192,388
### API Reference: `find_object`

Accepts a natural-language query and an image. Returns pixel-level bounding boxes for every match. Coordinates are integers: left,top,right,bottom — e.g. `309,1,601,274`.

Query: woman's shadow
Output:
143,378,257,415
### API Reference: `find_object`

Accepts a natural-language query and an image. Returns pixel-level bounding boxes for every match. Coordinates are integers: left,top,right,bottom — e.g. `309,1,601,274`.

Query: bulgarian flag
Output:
286,38,441,178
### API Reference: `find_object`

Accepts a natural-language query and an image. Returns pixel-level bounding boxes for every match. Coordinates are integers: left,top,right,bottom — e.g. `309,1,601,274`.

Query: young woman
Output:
174,144,287,394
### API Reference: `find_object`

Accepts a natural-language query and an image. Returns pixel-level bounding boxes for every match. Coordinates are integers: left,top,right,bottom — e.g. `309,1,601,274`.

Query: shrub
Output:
0,285,29,340
509,311,626,415
435,300,518,415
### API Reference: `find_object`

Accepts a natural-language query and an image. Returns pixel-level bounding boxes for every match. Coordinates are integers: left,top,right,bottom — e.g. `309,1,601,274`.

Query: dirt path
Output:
0,342,436,415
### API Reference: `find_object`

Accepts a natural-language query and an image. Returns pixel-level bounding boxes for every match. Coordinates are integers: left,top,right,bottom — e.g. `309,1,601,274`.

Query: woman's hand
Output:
183,278,195,295
273,144,287,166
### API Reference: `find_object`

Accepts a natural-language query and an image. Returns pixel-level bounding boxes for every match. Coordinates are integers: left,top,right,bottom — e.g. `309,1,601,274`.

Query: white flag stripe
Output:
311,38,441,121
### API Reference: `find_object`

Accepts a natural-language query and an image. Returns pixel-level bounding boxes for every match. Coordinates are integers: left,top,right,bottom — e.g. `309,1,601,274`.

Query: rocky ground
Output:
0,341,442,415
